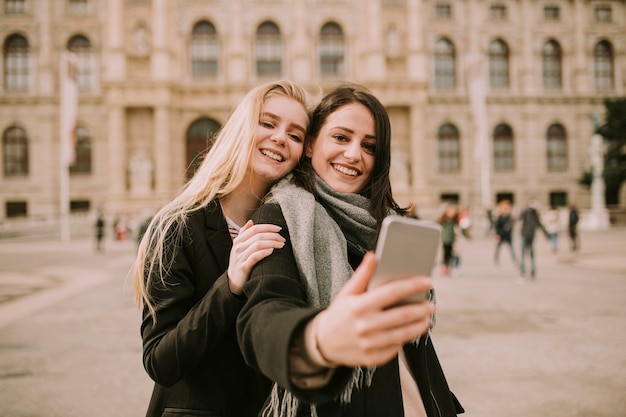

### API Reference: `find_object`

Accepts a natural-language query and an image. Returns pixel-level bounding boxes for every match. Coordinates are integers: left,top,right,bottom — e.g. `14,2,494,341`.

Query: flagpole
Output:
467,53,491,210
59,51,78,242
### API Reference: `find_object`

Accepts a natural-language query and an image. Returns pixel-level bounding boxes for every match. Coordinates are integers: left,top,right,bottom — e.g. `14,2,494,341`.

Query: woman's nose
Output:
344,142,361,161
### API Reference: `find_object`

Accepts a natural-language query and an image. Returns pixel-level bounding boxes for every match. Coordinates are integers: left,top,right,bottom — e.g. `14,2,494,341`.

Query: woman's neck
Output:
220,180,268,226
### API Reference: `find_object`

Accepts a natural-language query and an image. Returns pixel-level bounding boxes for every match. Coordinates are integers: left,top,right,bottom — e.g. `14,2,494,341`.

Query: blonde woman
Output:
132,81,311,417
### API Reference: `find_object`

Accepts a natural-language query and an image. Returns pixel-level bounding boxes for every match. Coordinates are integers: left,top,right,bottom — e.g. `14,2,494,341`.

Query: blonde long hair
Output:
132,81,311,320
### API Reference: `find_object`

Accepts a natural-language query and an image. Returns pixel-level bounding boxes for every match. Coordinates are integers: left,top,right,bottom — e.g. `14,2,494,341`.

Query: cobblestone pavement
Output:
0,226,624,417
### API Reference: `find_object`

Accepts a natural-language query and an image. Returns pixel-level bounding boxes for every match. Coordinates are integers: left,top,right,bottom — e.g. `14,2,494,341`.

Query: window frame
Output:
191,20,219,78
3,126,29,177
3,34,30,92
546,123,568,172
437,123,461,173
255,21,282,77
488,39,509,89
433,38,456,89
493,124,514,172
319,22,345,78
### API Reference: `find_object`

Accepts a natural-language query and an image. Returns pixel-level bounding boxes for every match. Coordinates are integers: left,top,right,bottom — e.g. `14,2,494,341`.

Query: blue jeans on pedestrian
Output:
520,237,536,278
494,238,517,265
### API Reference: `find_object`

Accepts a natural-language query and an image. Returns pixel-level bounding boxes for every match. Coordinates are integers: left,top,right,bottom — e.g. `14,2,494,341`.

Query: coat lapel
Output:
202,202,232,273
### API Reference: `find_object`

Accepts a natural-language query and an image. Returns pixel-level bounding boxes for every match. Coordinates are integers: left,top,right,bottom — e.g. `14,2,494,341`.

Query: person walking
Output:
568,204,580,251
237,84,463,417
94,213,106,252
131,81,311,417
493,200,516,267
543,206,561,254
437,203,461,276
518,200,550,280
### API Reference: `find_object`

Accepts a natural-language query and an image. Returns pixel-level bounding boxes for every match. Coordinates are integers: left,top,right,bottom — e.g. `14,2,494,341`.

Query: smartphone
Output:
369,215,441,303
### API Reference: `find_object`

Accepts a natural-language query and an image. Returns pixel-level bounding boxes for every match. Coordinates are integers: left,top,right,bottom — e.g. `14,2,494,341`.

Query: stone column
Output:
151,0,169,80
108,106,126,198
153,106,170,197
291,0,310,82
406,0,426,82
572,0,588,93
362,0,385,81
227,0,246,82
105,0,126,80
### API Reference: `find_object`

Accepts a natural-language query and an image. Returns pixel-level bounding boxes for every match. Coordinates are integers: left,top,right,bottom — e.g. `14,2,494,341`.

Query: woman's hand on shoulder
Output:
227,220,285,295
314,253,435,367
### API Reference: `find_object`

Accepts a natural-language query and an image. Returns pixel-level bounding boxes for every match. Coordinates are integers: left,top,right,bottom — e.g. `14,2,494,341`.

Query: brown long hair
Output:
293,83,404,224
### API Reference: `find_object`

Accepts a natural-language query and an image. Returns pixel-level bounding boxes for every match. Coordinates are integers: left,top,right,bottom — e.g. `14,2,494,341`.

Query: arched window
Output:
185,118,221,180
593,40,614,90
434,38,455,89
489,39,509,88
67,35,94,91
191,20,218,78
546,124,567,172
3,34,29,91
542,40,562,89
319,22,344,77
255,21,282,77
3,126,29,176
70,124,92,174
437,123,460,172
493,124,514,171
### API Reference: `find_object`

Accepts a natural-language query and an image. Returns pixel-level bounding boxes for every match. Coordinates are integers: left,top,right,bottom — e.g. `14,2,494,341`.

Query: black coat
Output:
141,202,271,417
238,202,464,417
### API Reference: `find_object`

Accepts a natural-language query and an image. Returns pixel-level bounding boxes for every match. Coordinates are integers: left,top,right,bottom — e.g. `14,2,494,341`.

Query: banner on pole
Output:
60,51,78,167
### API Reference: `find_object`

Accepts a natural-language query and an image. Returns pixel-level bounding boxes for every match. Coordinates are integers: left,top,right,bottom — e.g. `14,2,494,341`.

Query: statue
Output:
585,114,610,230
128,149,153,195
133,25,151,57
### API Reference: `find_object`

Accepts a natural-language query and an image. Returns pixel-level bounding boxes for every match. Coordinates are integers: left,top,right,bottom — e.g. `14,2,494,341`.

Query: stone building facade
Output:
1,0,624,224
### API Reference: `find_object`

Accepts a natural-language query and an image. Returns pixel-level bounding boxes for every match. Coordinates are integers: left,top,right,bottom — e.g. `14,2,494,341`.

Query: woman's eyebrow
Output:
263,111,306,133
330,125,376,140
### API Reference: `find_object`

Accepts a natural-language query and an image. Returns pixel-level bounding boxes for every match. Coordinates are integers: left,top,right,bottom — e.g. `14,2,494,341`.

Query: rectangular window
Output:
6,201,27,218
494,140,514,171
544,6,559,21
549,192,567,208
5,0,26,13
440,193,459,204
595,6,612,23
70,199,90,212
496,193,514,205
68,0,89,15
490,5,506,20
547,139,567,171
435,4,452,19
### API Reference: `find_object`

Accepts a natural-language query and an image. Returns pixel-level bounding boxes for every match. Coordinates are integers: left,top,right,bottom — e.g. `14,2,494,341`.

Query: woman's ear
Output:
305,143,314,158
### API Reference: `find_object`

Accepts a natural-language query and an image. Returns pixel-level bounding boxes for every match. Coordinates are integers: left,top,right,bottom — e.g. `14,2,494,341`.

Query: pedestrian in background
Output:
437,203,461,276
543,205,561,254
94,213,106,252
131,81,311,417
493,200,516,267
451,205,471,277
568,204,580,251
518,200,550,280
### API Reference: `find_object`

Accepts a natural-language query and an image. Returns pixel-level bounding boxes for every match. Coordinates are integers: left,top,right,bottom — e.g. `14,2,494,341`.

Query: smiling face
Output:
307,103,376,194
249,95,308,188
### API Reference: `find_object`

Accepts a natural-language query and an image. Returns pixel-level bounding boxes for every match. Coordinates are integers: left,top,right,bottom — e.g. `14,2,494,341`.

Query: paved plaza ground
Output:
0,225,624,417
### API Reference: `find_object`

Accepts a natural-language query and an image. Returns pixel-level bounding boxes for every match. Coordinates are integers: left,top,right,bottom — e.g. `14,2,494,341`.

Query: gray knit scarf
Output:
263,174,378,417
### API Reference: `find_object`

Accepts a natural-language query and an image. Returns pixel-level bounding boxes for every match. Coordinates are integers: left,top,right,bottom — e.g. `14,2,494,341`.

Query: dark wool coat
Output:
141,202,271,417
238,202,464,417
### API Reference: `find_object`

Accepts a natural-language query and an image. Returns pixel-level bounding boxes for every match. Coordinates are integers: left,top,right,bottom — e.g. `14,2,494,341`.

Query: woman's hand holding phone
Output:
314,253,435,368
